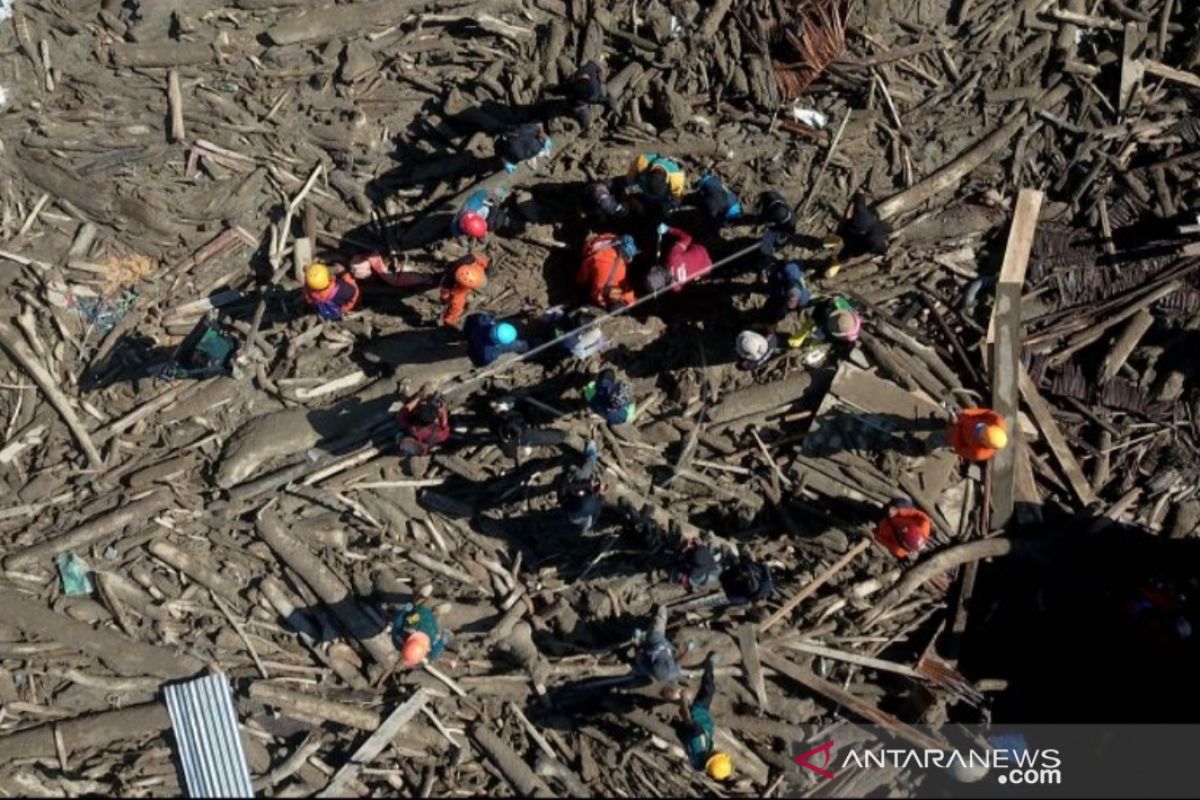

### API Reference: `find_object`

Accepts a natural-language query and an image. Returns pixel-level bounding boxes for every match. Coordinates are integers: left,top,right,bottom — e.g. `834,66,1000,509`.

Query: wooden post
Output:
988,189,1042,531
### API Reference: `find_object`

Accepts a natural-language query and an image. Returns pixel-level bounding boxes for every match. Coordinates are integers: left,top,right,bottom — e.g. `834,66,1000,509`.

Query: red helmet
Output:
460,212,488,239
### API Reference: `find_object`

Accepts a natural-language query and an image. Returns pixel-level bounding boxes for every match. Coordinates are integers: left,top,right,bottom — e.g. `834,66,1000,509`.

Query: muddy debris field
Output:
2,0,1200,797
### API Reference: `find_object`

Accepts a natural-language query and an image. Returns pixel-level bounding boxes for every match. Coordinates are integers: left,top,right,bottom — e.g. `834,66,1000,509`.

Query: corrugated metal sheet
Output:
164,673,254,799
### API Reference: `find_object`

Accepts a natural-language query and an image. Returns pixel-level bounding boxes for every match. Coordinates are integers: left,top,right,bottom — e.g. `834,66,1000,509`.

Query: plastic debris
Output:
55,552,94,596
790,106,829,129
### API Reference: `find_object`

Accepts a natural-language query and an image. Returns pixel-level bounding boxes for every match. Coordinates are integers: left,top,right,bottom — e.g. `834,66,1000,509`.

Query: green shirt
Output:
684,707,715,768
396,604,446,660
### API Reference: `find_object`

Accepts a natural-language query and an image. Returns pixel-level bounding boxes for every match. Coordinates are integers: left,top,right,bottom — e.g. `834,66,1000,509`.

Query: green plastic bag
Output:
55,552,93,596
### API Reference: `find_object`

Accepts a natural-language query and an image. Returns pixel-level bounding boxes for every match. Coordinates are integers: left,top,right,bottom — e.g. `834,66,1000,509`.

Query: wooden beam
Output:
758,540,870,634
988,189,1043,531
1018,364,1096,507
323,690,434,797
759,651,944,751
737,625,770,712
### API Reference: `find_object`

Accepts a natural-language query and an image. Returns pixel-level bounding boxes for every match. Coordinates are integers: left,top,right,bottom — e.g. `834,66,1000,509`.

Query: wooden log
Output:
1018,365,1095,507
148,540,246,611
110,41,225,68
988,189,1043,530
876,84,1070,220
256,513,397,667
1,586,202,679
737,625,770,713
472,723,555,798
266,0,439,46
758,540,870,634
248,683,381,731
0,703,170,764
322,690,434,796
1141,57,1200,89
760,651,944,751
1100,309,1155,382
5,490,171,568
0,320,103,469
167,69,185,142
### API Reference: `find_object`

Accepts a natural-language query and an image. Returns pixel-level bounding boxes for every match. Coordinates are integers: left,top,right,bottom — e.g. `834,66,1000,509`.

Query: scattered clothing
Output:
441,254,489,327
463,313,529,367
495,123,551,171
349,252,433,288
393,602,448,666
584,369,635,425
578,233,637,310
874,498,932,559
692,175,743,225
490,400,567,464
948,407,1008,462
839,194,890,259
396,395,451,456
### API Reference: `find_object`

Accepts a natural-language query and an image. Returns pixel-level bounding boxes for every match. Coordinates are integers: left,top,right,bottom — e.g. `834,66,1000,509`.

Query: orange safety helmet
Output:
459,211,488,239
454,262,487,290
402,631,432,667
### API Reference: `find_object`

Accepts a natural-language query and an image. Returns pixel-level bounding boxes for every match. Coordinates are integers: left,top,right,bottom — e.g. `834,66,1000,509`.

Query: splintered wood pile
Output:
1,0,1200,796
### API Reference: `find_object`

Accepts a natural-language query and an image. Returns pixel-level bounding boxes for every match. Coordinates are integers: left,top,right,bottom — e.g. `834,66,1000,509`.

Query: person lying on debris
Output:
463,313,529,367
451,188,525,240
584,368,636,425
874,497,932,560
719,554,774,606
735,328,779,372
557,441,603,534
346,252,437,289
393,601,449,667
948,407,1008,462
552,60,612,128
304,262,360,321
585,179,630,224
838,193,890,260
540,306,607,360
489,395,568,465
494,123,552,173
646,226,713,294
578,233,638,311
633,604,693,689
396,391,451,456
690,174,743,227
762,259,811,323
626,153,686,215
440,254,489,327
679,653,734,782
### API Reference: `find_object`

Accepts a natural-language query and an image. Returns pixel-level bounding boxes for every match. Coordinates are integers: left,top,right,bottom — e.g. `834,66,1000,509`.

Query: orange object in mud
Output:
948,408,1008,462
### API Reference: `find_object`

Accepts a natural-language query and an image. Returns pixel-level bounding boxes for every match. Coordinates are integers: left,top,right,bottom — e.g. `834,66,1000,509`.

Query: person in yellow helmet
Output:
304,262,360,321
679,653,733,781
948,407,1009,462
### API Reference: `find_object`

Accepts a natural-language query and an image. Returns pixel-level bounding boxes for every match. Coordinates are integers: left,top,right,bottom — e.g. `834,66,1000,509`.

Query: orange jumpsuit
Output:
875,507,932,559
577,235,635,309
440,255,489,326
948,408,1006,462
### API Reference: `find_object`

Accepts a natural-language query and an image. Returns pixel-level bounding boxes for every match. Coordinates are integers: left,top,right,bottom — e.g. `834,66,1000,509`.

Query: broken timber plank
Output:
5,490,172,569
988,188,1043,531
737,625,770,713
472,723,555,797
1018,365,1096,507
759,651,945,751
759,540,869,634
266,0,438,46
323,690,434,797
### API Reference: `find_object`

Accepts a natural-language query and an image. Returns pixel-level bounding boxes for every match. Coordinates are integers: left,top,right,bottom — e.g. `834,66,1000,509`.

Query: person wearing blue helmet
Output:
691,174,743,227
463,313,529,367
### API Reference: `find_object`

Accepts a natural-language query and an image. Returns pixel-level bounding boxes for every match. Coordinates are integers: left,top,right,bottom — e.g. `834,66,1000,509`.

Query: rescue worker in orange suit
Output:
646,226,712,294
577,233,637,311
874,497,932,560
396,392,451,456
948,407,1009,462
304,263,360,321
440,254,489,327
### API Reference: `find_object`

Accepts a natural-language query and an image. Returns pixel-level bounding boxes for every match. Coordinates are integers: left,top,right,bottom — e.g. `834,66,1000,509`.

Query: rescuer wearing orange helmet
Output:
304,262,360,321
393,601,448,668
948,407,1009,462
440,253,489,327
874,497,933,560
